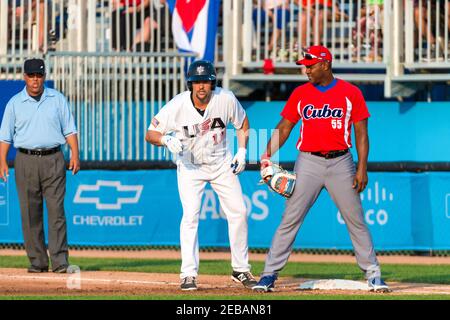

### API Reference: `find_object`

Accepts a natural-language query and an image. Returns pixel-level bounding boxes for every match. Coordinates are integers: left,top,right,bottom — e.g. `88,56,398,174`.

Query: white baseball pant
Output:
177,162,251,279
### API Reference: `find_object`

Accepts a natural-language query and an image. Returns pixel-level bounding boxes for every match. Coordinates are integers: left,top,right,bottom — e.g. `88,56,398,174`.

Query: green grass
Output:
0,255,449,285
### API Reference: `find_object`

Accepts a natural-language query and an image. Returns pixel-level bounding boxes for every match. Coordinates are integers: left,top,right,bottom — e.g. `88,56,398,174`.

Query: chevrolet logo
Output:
73,180,143,210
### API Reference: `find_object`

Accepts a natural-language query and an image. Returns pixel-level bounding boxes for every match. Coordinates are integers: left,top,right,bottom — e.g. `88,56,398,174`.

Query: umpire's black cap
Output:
24,58,46,75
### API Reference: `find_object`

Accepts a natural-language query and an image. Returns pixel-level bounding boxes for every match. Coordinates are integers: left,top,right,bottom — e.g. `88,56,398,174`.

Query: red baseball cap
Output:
296,45,333,66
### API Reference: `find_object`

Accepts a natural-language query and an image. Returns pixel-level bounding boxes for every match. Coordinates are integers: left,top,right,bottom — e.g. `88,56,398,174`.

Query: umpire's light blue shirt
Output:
0,86,77,149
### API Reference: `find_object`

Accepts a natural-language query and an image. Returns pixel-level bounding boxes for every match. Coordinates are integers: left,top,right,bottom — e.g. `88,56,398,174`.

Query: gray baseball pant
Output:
14,151,69,270
261,151,381,279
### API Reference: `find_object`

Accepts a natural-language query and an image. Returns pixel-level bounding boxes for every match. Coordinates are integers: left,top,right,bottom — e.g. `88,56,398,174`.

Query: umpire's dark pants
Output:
14,151,69,270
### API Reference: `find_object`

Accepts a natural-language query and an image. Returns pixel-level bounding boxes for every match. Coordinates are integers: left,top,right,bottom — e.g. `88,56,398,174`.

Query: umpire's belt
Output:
18,146,61,156
309,149,348,159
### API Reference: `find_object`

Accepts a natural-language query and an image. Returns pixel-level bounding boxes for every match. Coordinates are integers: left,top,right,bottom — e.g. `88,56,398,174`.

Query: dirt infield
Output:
1,249,450,297
0,268,449,297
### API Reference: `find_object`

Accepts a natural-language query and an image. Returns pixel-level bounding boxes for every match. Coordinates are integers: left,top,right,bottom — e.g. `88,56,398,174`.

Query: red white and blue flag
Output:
167,0,220,62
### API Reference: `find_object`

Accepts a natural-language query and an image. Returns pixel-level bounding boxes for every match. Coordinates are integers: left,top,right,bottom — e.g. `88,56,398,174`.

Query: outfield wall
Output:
0,169,449,250
1,89,449,249
2,80,450,162
243,101,450,163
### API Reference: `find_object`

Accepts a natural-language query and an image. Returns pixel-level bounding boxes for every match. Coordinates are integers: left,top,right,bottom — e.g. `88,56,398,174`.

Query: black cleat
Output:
231,271,258,289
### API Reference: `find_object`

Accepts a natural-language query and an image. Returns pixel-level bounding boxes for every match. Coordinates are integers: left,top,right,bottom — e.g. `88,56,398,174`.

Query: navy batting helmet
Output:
187,60,216,91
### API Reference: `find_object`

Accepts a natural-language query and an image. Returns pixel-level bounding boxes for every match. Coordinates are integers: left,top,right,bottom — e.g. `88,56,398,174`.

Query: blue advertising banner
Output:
1,169,450,250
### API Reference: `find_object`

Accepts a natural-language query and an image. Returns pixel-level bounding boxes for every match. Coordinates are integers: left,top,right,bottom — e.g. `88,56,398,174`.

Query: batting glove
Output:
231,148,247,175
260,153,272,170
160,135,182,154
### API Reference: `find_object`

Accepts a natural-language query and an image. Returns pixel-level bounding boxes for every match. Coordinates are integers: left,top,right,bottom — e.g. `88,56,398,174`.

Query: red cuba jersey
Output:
280,79,370,152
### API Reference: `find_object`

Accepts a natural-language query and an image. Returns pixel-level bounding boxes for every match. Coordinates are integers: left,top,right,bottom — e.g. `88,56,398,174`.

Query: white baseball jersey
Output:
149,87,246,167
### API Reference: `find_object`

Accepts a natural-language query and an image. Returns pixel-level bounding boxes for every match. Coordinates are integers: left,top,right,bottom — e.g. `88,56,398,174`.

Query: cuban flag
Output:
167,0,220,62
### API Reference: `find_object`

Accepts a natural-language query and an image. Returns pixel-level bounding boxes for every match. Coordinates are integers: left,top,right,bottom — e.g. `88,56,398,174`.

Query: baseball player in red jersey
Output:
253,46,390,293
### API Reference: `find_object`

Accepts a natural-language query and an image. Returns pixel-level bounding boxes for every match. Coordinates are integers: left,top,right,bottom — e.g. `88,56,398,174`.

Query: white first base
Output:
299,279,369,291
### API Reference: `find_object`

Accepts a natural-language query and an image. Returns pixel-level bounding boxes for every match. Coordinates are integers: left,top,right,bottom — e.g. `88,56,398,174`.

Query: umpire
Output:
0,58,80,273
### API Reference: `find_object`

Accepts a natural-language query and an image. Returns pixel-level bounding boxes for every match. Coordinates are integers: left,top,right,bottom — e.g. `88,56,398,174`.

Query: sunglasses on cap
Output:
302,52,329,61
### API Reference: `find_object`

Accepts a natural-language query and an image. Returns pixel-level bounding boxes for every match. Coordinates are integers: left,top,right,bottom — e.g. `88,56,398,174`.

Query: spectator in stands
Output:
413,0,448,60
413,0,437,57
252,0,291,53
298,0,347,49
352,0,384,62
446,1,450,36
447,1,450,36
9,0,49,53
132,0,168,52
111,0,152,51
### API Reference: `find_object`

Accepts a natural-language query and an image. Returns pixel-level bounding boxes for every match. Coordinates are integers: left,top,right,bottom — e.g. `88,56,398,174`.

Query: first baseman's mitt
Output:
259,164,296,198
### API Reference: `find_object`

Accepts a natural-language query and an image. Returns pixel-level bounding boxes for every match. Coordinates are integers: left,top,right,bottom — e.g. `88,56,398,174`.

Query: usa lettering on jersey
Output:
182,117,226,138
302,104,344,120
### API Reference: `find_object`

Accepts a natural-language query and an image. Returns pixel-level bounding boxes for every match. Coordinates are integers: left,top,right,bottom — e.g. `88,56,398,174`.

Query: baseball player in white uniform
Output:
145,60,257,291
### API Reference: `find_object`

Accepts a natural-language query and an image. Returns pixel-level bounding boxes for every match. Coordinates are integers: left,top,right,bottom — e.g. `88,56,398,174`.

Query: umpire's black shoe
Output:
27,266,48,273
53,265,69,273
231,271,258,289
